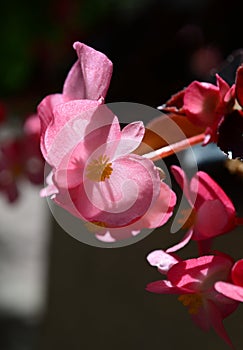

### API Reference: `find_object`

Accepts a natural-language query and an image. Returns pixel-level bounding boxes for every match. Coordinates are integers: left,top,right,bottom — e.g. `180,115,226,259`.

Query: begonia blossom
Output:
38,43,176,242
40,102,176,241
162,66,243,158
166,166,237,254
146,253,239,348
215,259,243,302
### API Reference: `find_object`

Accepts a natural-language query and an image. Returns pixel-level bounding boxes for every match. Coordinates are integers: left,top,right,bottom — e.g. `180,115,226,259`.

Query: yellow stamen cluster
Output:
86,155,113,182
178,294,202,315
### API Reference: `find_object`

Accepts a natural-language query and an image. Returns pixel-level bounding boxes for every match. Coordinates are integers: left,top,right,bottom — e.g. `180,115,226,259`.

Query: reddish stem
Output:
143,133,205,161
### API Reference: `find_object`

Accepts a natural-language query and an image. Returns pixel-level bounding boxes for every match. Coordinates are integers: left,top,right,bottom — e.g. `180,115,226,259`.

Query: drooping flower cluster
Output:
145,66,243,347
33,41,243,347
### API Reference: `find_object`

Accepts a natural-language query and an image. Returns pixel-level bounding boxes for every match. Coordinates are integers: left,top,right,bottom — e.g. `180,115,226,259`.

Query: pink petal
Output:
146,280,185,294
193,199,234,240
168,255,232,292
207,300,234,348
190,171,236,217
76,154,160,227
138,181,176,228
146,250,180,274
44,100,101,166
113,121,145,158
38,94,66,159
216,74,230,100
231,259,243,287
63,42,113,100
235,65,243,107
215,281,243,302
170,165,192,204
166,229,193,253
183,81,220,127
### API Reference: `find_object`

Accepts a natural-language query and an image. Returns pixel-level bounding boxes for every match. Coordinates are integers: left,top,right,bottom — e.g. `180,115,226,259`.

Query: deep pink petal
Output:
190,171,236,218
146,280,186,294
183,81,220,127
215,281,243,302
216,74,230,101
63,42,113,100
168,255,232,292
193,199,234,240
207,300,234,348
235,65,243,107
231,259,243,287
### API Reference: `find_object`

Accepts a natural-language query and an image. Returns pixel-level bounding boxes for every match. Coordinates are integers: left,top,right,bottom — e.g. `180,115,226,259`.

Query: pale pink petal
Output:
95,231,116,242
44,100,101,167
138,181,176,228
77,154,160,227
147,250,180,274
63,42,113,100
113,121,145,158
183,81,220,127
215,282,243,302
38,94,66,158
166,229,193,253
40,183,58,198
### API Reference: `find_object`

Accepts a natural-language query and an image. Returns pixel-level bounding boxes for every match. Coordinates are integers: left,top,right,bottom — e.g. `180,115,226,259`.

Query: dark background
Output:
1,0,243,349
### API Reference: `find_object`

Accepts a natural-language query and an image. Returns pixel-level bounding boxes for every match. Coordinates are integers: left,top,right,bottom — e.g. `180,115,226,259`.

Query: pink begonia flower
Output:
163,74,234,144
215,259,243,302
166,166,237,254
146,253,239,348
163,66,243,158
38,41,113,160
40,102,176,241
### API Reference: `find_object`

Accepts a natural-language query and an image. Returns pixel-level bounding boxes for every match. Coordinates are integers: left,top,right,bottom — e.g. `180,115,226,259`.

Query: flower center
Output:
178,208,197,229
178,293,202,314
86,155,113,182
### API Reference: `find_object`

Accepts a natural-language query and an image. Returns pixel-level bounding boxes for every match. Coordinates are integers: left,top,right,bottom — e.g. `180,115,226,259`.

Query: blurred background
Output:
1,0,243,349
